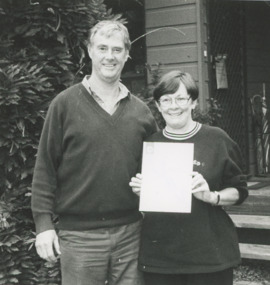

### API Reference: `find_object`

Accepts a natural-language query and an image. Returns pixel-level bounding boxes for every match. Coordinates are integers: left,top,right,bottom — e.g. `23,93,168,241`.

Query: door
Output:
208,0,248,170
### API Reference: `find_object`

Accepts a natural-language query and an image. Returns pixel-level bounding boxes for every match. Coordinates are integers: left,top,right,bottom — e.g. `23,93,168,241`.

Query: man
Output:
31,20,157,285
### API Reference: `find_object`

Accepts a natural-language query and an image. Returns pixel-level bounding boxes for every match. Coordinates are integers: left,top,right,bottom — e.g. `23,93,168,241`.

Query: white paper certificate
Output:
139,142,194,213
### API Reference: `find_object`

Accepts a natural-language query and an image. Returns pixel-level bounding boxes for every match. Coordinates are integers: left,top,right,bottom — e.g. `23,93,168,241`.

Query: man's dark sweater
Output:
138,125,248,274
31,83,157,234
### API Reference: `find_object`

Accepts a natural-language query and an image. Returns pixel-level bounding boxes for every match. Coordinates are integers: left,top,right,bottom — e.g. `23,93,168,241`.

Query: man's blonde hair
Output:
88,20,131,51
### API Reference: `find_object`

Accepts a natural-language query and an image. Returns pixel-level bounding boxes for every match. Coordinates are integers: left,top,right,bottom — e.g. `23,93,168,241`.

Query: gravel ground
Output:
234,260,270,284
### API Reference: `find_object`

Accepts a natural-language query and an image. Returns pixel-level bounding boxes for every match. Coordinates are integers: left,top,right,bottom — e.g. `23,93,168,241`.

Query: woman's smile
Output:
167,111,182,116
156,82,196,133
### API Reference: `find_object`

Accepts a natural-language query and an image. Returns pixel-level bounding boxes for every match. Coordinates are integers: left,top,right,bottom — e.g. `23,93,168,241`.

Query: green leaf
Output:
0,278,8,285
24,28,42,37
8,269,21,276
7,277,18,283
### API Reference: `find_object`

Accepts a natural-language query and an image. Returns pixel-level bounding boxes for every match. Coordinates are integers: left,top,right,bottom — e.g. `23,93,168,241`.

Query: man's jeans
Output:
58,220,143,285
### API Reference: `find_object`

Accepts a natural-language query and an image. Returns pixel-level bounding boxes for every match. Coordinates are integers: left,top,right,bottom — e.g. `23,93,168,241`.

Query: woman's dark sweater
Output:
138,125,248,274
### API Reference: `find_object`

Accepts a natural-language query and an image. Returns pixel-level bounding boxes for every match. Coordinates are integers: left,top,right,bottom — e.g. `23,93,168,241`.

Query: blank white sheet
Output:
139,142,194,213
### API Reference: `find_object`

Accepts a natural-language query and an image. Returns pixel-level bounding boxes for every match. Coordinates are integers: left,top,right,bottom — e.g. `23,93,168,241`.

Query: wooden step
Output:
229,214,270,229
225,193,270,215
234,281,270,285
239,243,270,260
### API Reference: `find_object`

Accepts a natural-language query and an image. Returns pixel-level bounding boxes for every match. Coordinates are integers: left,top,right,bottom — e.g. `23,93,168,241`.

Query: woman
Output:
129,70,248,285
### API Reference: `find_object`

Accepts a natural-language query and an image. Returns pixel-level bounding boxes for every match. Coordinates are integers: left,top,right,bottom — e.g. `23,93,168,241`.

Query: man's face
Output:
88,30,129,84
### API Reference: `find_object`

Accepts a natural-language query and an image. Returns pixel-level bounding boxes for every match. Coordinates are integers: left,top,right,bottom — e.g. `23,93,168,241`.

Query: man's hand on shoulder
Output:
35,229,61,262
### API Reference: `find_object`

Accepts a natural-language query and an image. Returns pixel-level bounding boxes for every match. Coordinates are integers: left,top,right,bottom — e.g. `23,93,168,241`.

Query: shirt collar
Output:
82,75,129,103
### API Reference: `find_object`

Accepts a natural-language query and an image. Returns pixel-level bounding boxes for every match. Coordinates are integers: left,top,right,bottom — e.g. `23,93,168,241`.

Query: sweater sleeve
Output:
145,103,159,136
31,95,64,234
137,102,159,173
221,137,248,205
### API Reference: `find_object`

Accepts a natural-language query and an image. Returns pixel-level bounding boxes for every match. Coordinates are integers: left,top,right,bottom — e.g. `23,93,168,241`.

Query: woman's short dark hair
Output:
153,70,199,102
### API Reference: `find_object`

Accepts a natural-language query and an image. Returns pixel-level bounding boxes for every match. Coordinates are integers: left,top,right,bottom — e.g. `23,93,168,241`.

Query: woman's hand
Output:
191,172,241,205
191,171,217,204
129,173,142,196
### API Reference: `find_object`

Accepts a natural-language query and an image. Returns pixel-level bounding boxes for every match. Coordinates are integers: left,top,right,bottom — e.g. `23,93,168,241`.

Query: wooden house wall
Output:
244,2,270,175
144,0,209,109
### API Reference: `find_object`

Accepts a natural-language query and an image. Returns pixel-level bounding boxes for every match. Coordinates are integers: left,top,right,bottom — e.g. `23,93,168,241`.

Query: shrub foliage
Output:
0,0,117,284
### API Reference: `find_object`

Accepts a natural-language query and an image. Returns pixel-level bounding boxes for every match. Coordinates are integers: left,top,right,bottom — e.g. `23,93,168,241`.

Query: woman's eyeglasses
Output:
159,96,191,107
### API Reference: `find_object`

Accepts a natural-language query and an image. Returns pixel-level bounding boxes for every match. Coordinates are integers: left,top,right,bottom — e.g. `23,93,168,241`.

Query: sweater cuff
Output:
235,186,249,205
33,213,54,235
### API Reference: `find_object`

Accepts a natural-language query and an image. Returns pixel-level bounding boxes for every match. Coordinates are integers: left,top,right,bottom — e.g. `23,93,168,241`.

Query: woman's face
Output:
156,82,197,132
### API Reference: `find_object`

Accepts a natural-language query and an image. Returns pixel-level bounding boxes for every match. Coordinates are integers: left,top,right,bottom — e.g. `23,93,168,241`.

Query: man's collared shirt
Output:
82,75,129,115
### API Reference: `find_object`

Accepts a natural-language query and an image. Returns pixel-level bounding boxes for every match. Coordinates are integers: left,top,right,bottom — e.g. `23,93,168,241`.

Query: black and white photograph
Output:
0,0,270,284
